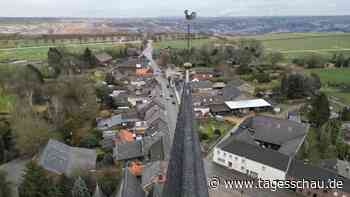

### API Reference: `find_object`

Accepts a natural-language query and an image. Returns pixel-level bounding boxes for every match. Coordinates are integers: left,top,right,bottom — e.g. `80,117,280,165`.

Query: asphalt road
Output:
0,159,29,197
142,41,179,159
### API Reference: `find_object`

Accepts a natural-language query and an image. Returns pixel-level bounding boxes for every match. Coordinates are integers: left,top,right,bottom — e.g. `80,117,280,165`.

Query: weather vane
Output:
184,10,197,21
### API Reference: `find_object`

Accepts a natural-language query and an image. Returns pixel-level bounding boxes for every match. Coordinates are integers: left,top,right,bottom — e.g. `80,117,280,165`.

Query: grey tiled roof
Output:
114,134,165,162
38,139,97,177
145,118,169,137
141,161,168,188
162,83,209,197
137,99,165,120
190,80,213,90
233,116,308,156
116,169,145,197
209,103,231,113
221,85,241,101
97,115,123,130
95,53,113,63
219,139,291,171
287,159,350,193
114,141,144,161
319,159,350,179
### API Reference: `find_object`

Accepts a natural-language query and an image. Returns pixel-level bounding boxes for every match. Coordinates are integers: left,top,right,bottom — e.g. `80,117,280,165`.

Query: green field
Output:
306,68,350,85
154,38,213,49
0,88,15,112
235,32,350,59
0,43,130,62
306,68,350,104
155,32,350,60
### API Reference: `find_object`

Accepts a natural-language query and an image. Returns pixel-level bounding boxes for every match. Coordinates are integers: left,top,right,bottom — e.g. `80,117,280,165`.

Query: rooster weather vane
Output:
184,10,197,20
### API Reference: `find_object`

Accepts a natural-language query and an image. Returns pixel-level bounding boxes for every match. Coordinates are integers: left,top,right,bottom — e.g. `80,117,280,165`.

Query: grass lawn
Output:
305,68,350,104
198,118,235,140
0,94,15,112
306,68,350,85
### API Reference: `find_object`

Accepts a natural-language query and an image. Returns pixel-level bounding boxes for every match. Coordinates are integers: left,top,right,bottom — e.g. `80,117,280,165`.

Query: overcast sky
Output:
0,0,349,17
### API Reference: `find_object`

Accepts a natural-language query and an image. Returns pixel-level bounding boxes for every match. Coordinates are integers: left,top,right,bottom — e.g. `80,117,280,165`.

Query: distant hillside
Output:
0,16,350,35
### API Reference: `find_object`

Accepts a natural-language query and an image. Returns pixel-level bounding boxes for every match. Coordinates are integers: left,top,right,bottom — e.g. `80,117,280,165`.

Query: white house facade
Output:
213,147,287,181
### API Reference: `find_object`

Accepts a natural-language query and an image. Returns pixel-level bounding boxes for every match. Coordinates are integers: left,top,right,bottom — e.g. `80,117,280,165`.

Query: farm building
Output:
224,99,272,114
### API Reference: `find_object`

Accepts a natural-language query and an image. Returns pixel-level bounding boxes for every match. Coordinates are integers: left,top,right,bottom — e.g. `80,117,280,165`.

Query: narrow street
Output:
142,41,179,159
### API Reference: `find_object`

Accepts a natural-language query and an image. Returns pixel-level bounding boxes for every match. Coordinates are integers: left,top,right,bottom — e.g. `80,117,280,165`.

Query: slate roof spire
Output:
162,81,209,197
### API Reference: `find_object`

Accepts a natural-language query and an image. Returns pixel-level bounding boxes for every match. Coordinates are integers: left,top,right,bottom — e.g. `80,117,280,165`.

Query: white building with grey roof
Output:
213,115,308,181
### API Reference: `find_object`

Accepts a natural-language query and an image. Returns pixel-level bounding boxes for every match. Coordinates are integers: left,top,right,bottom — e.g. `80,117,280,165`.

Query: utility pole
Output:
184,10,197,62
184,10,197,82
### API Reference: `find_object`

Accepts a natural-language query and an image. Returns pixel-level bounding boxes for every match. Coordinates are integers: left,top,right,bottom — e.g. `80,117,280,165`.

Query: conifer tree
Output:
19,161,50,197
72,177,91,197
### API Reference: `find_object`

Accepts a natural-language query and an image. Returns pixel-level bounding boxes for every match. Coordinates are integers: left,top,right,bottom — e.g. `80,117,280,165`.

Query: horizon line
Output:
0,14,350,19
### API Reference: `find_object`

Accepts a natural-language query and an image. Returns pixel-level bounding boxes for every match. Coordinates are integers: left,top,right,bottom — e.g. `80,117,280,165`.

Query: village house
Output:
342,122,350,144
192,85,241,117
101,130,118,150
212,82,226,89
141,161,168,191
97,114,123,130
94,52,113,66
210,103,231,116
213,116,308,180
191,67,215,81
128,160,144,177
190,80,213,93
127,48,141,57
136,67,153,78
116,58,138,75
287,159,350,197
113,133,165,163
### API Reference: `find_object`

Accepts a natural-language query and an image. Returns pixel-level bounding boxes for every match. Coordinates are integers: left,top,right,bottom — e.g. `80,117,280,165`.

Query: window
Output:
242,159,245,163
223,153,226,157
235,157,238,161
262,166,266,171
229,155,232,159
241,166,245,170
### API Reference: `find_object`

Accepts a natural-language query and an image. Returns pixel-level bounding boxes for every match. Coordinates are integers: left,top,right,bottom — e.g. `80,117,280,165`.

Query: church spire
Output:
162,81,209,197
